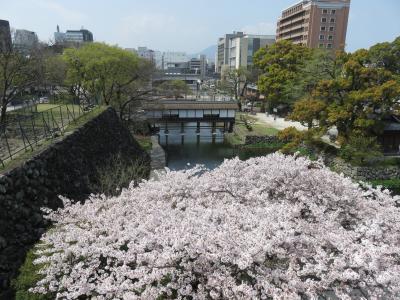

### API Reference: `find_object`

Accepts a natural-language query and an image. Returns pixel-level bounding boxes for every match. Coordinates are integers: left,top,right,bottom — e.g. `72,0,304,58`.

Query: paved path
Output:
254,113,340,148
254,113,308,131
149,135,167,180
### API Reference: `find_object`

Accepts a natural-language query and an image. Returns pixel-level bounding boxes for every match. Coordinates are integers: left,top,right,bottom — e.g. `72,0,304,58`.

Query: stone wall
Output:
328,157,400,181
245,135,287,145
0,108,149,298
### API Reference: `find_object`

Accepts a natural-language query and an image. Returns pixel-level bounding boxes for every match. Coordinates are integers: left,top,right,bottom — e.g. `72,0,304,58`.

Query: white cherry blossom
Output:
31,154,400,299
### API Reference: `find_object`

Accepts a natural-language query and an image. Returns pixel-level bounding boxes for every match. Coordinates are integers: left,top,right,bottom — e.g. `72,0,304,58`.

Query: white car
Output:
39,97,49,104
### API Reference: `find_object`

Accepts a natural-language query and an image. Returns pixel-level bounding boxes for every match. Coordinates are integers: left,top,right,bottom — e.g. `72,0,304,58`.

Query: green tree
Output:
157,80,191,99
63,43,150,106
287,49,342,100
312,48,400,142
288,97,326,129
340,134,383,165
368,36,400,76
254,40,312,112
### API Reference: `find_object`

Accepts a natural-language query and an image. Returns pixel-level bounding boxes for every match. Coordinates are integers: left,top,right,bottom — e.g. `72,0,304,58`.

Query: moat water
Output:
158,122,236,170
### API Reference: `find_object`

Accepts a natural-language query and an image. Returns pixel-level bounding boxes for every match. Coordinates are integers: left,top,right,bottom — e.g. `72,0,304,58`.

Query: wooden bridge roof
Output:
144,100,239,111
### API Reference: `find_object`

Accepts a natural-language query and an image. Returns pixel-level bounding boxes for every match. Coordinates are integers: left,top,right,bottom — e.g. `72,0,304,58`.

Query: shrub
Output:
370,179,400,195
238,142,285,160
91,153,149,196
340,134,383,166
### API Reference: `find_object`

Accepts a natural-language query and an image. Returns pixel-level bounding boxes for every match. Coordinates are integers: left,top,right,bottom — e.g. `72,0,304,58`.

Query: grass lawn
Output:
36,104,80,113
225,113,279,146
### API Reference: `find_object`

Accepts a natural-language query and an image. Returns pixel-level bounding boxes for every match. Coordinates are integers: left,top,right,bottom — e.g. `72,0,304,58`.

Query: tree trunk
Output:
0,102,8,129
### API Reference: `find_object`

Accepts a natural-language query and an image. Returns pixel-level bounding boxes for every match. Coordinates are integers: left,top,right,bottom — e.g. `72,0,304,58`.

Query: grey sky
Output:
0,0,399,53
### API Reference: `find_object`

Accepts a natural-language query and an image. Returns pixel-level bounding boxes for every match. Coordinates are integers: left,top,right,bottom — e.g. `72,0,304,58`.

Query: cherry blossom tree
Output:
31,154,400,299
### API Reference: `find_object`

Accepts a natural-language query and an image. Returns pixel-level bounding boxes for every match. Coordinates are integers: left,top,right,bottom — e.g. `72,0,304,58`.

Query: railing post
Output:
66,105,71,122
2,126,12,160
72,104,76,119
50,108,61,134
18,118,33,151
42,111,49,138
31,115,38,145
59,105,64,129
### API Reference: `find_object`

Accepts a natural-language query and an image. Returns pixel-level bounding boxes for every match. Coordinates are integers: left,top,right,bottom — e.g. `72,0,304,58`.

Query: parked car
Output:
39,96,49,104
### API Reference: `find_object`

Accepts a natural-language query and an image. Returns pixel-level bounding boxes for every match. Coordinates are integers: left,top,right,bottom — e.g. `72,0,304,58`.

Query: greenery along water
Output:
158,122,280,170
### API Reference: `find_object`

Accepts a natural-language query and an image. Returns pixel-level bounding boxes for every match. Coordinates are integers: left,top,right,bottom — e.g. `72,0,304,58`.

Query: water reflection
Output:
158,122,236,170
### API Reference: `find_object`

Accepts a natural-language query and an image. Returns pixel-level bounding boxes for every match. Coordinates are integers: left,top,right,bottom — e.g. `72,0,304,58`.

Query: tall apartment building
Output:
216,32,244,73
276,0,350,50
14,29,39,53
0,19,12,52
228,34,275,70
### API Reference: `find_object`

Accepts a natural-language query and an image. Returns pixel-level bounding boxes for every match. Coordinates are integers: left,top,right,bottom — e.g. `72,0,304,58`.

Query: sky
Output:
0,0,399,54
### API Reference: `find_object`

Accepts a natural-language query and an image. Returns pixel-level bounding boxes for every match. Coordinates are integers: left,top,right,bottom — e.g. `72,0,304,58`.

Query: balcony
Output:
279,24,305,35
279,14,306,27
279,11,306,25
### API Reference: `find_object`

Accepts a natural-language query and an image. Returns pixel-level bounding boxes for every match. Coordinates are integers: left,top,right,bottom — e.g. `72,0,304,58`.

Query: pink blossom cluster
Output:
32,154,400,299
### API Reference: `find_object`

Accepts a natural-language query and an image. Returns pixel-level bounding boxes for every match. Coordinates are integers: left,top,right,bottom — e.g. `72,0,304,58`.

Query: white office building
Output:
228,34,275,70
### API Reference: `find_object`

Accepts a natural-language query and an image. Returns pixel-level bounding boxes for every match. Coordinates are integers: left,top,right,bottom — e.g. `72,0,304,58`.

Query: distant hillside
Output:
190,45,216,62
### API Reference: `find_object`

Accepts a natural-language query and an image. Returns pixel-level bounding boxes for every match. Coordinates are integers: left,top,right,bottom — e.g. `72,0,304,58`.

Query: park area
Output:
0,103,89,167
225,113,279,146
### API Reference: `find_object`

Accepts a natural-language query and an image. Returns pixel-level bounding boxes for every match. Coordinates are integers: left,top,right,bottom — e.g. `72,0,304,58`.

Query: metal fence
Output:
0,103,93,167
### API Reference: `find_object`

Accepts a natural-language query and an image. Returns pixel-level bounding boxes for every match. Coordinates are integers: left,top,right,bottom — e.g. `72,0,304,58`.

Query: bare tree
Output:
0,45,41,125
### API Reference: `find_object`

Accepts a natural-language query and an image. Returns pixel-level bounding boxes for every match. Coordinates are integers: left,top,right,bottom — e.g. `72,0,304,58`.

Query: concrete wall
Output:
0,108,149,298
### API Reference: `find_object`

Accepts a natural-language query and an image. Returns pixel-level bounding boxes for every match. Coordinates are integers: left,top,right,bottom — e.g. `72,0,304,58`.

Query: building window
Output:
321,26,326,31
319,35,325,40
330,18,336,23
327,44,333,49
331,10,336,14
321,17,327,23
323,9,328,14
328,35,333,40
319,44,324,48
329,26,335,31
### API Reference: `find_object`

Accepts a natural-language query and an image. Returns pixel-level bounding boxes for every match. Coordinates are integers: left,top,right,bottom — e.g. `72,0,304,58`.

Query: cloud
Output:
241,22,276,35
34,0,87,23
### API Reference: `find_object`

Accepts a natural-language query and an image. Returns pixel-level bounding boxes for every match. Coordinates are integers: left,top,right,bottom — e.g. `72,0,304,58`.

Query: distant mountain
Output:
190,45,217,62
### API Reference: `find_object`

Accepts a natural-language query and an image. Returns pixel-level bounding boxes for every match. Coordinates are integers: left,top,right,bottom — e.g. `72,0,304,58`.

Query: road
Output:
254,113,308,131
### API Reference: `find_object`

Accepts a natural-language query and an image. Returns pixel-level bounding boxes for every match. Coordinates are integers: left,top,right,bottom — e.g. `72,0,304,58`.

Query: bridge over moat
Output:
144,100,239,134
